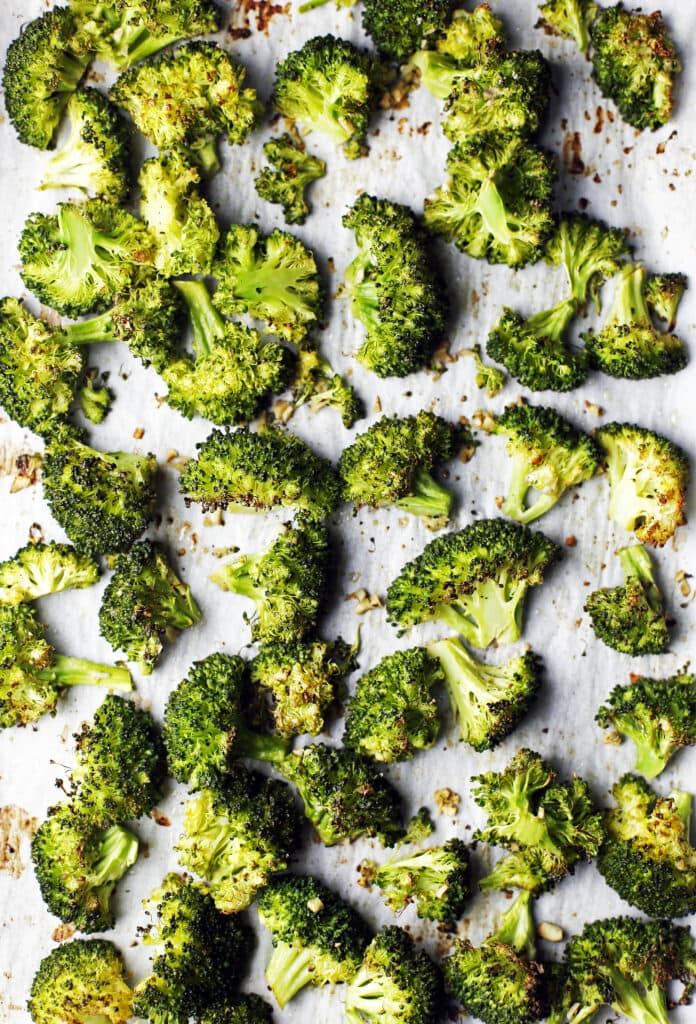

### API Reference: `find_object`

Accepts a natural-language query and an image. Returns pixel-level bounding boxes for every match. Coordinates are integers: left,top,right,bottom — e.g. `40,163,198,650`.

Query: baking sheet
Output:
0,0,695,1020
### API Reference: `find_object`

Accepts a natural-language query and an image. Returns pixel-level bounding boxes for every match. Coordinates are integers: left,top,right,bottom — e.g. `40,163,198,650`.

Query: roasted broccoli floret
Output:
28,938,133,1024
645,272,687,331
493,403,600,522
99,541,201,675
279,743,405,846
537,0,599,55
362,0,454,63
387,518,560,647
255,133,326,225
360,838,471,924
410,3,506,100
272,35,383,160
3,8,90,150
343,647,442,763
290,343,364,428
428,637,541,751
343,194,449,377
32,802,139,932
589,4,681,131
258,875,370,1008
0,604,131,730
444,891,547,1024
163,654,289,789
344,926,442,1024
0,541,98,605
177,764,301,913
110,43,261,175
487,299,588,392
473,748,605,892
596,668,696,778
544,213,630,311
78,375,113,423
180,426,341,520
462,344,506,396
585,545,670,656
424,134,556,268
200,997,274,1024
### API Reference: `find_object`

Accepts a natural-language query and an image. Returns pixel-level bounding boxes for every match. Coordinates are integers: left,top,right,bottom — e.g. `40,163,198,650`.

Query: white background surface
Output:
0,1,695,1021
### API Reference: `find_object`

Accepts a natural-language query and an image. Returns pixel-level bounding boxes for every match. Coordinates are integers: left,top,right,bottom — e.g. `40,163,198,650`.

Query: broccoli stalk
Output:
39,655,131,690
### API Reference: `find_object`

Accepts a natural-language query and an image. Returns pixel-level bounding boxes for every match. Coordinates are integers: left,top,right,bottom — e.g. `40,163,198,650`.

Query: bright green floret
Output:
291,343,365,428
645,272,687,331
78,375,113,423
487,299,588,392
255,133,326,225
199,996,275,1024
462,344,506,396
362,0,454,63
361,838,471,923
544,213,630,311
585,544,670,655
0,541,99,605
344,926,442,1024
537,0,599,55
28,938,133,1024
428,637,542,751
410,3,506,100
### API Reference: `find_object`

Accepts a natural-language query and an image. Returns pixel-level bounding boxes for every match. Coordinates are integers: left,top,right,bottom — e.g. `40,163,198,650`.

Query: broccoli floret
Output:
343,647,442,763
645,272,687,331
0,604,132,730
473,748,605,892
585,545,670,655
493,403,601,522
362,0,454,63
3,8,90,150
28,938,132,1024
163,654,289,789
597,774,696,919
32,802,139,932
596,668,696,779
210,519,329,645
345,926,442,1024
428,637,541,751
410,4,506,100
290,343,365,428
444,891,546,1024
544,213,630,311
0,297,83,436
590,4,681,131
177,765,301,913
361,838,470,924
279,743,405,846
255,133,326,225
0,541,99,606
79,374,113,423
387,518,561,647
199,996,275,1024
272,35,383,159
110,43,261,175
424,134,556,268
40,88,131,202
462,344,506,396
487,299,588,392
258,875,370,1008
19,199,155,317
42,428,158,555
139,151,219,276
338,411,463,528
250,637,356,738
537,0,599,55
213,225,323,344
180,426,341,521
343,194,449,377
99,541,201,675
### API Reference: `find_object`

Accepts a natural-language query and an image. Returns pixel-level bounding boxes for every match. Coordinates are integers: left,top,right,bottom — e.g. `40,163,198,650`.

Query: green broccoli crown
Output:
410,4,506,100
32,801,139,933
343,193,449,378
0,541,99,606
645,272,687,332
427,637,542,751
180,426,341,520
213,224,323,344
291,344,365,428
40,87,131,202
0,297,83,436
596,668,696,779
177,764,301,914
3,7,89,150
585,263,687,379
537,0,599,55
597,421,689,547
544,213,630,311
589,4,681,131
272,35,383,159
345,926,442,1024
0,603,132,730
365,837,471,923
250,636,355,737
163,653,289,789
99,541,201,675
338,411,462,525
494,403,601,522
386,517,560,647
473,748,605,892
79,376,113,424
279,742,405,846
487,299,588,392
462,344,506,396
597,774,696,919
28,938,133,1024
362,0,454,62
343,647,443,763
255,133,326,225
199,995,275,1024
585,544,670,656
424,134,556,268
42,429,158,555
139,151,220,276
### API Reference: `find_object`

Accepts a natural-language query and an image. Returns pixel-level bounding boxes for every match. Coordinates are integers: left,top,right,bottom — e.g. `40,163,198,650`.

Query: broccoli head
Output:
28,938,132,1024
462,344,506,396
0,541,99,606
487,299,588,392
537,0,599,55
290,343,365,428
199,997,275,1024
362,0,454,63
360,838,471,924
410,4,506,100
645,272,687,331
255,133,326,225
78,375,113,424
585,545,670,656
344,926,442,1024
544,213,630,311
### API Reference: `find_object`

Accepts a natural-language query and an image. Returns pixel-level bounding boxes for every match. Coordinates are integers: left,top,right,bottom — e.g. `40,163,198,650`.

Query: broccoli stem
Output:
668,790,692,832
620,717,672,780
344,975,389,1023
503,457,557,524
477,178,517,249
210,558,263,602
189,135,221,177
527,298,578,342
235,723,289,765
618,546,661,613
89,824,140,914
175,280,225,359
492,890,535,957
61,310,117,345
436,577,527,647
609,968,670,1024
429,637,508,734
265,940,320,1007
36,655,132,692
40,148,103,194
606,264,651,330
396,468,452,521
